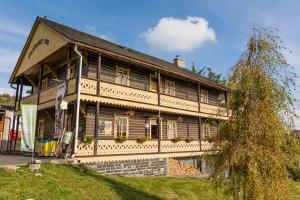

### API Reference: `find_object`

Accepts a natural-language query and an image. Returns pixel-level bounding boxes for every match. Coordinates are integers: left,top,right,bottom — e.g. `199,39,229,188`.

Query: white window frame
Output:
114,115,129,138
167,120,177,139
165,80,175,96
202,123,210,140
201,90,208,103
115,66,130,86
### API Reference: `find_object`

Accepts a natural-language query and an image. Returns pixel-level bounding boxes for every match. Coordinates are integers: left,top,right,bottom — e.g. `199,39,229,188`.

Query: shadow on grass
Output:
68,164,162,200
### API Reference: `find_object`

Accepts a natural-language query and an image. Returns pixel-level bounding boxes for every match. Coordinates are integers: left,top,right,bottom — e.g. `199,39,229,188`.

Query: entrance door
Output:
150,119,159,139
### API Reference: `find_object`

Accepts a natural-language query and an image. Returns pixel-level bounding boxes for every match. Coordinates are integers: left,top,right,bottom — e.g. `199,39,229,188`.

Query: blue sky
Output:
0,0,300,126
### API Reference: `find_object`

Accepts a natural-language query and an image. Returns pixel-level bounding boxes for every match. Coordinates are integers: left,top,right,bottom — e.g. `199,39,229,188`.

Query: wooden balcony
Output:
76,139,212,156
39,84,59,104
78,77,228,118
200,103,227,116
17,77,228,119
160,94,199,112
160,140,201,152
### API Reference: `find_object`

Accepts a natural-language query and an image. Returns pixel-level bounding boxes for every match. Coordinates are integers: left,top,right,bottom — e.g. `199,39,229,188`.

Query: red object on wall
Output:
10,130,22,140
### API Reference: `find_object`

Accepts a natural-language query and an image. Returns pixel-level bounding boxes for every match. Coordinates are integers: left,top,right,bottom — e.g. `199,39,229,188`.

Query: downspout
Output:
10,83,17,90
74,44,83,155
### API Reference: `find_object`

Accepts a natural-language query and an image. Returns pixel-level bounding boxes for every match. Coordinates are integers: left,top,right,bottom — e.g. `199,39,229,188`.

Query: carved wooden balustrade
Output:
76,141,95,156
97,140,159,155
81,78,97,95
160,140,201,152
200,103,227,116
201,141,214,151
99,81,159,105
75,139,215,156
160,94,199,112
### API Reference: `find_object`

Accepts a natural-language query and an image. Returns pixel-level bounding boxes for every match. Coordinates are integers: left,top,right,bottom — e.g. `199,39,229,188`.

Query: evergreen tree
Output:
192,62,196,73
208,27,299,200
197,66,226,84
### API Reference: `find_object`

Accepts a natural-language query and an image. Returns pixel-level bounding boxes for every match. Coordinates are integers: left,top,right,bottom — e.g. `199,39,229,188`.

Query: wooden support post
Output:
94,53,101,156
97,53,101,96
157,70,161,153
94,102,99,156
14,77,23,151
197,82,202,151
198,116,202,151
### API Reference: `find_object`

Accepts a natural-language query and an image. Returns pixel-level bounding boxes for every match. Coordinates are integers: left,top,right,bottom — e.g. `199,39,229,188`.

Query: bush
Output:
185,137,194,143
171,137,181,143
288,164,300,182
115,136,128,143
136,136,147,143
80,135,94,146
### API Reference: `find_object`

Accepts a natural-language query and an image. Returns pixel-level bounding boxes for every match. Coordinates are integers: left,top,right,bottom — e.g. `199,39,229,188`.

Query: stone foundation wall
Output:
87,158,167,176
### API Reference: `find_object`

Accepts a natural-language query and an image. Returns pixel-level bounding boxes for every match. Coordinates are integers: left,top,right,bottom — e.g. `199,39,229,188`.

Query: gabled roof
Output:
11,16,227,91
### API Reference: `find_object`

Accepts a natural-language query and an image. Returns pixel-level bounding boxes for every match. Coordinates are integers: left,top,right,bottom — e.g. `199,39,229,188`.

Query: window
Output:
114,115,128,138
98,120,113,136
165,80,175,96
115,66,130,86
201,90,208,103
167,120,177,139
202,123,210,140
150,74,158,92
41,78,48,90
69,64,76,79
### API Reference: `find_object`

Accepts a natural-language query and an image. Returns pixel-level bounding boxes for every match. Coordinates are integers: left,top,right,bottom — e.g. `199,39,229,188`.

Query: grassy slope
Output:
0,164,299,200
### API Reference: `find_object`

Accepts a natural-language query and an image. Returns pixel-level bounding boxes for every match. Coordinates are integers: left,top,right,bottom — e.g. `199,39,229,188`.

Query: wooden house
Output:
9,17,229,176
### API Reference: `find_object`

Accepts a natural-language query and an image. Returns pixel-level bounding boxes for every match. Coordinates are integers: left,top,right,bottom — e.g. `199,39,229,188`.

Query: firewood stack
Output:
168,158,201,176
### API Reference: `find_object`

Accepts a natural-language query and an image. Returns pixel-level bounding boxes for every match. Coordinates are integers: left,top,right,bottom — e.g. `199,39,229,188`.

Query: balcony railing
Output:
39,84,59,104
200,103,227,116
160,94,199,112
17,77,228,118
76,139,211,156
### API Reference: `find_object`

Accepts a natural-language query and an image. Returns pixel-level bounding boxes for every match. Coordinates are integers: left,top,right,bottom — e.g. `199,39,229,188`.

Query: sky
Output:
0,0,299,126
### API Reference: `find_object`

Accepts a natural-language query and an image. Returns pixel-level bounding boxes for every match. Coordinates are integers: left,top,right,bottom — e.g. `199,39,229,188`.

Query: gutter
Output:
10,83,17,90
73,44,83,155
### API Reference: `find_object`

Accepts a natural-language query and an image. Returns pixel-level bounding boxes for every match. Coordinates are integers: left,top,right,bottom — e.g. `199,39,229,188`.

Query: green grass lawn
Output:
0,163,299,200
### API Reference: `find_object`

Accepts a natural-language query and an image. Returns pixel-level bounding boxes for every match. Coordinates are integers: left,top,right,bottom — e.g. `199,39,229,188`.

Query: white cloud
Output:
0,48,20,73
0,87,15,96
143,16,217,52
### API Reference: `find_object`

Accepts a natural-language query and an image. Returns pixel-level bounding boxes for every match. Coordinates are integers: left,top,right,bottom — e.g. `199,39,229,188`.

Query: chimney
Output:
174,55,185,68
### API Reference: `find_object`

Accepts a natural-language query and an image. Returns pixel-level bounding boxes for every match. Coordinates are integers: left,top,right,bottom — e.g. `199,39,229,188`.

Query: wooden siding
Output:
81,54,220,105
160,114,200,140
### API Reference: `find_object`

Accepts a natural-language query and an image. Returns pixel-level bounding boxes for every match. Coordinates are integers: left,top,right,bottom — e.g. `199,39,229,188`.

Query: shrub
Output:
171,137,181,143
136,136,148,143
80,135,94,146
185,137,194,143
115,136,128,143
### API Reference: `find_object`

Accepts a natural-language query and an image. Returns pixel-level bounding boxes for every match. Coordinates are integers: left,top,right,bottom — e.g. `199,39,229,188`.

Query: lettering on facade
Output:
28,38,50,59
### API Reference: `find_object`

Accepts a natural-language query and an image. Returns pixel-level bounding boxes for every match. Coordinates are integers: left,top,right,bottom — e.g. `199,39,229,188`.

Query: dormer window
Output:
115,66,130,86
